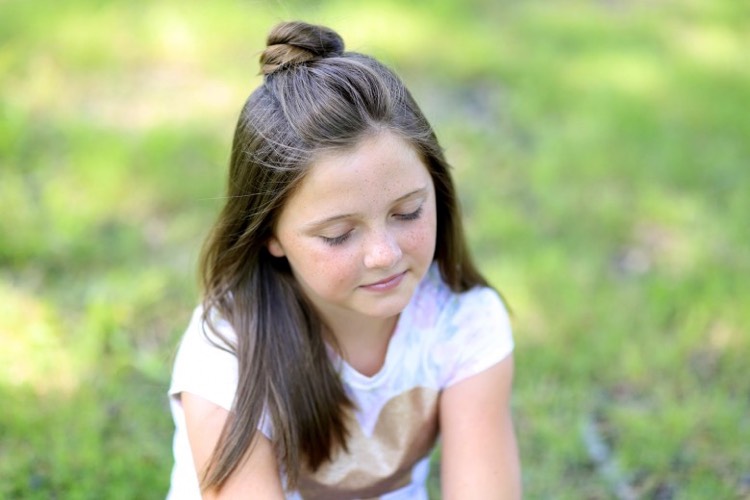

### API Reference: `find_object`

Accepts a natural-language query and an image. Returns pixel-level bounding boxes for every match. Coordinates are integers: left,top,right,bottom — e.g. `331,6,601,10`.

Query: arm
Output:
439,355,521,499
181,392,285,499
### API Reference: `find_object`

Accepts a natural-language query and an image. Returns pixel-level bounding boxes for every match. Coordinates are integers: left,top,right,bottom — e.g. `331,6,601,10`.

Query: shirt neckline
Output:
337,287,421,389
329,263,437,388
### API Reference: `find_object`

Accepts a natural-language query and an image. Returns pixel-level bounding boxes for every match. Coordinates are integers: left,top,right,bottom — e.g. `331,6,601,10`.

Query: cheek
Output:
400,217,438,257
298,246,362,290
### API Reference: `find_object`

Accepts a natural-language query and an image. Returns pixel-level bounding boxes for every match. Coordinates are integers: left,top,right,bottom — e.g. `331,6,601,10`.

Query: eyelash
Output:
320,206,423,247
321,232,352,246
396,206,423,221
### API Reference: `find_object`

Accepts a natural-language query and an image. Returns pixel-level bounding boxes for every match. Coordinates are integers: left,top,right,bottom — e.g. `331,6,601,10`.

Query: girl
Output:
168,21,520,499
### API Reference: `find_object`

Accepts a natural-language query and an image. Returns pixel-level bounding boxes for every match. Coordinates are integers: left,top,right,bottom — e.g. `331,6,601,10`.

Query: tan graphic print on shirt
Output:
298,386,439,500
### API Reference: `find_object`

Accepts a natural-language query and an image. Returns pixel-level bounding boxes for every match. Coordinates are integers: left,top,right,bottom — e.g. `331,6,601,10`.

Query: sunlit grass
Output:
1,0,748,497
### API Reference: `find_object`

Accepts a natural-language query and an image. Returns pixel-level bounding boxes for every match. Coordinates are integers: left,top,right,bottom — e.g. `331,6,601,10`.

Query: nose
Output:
363,229,403,269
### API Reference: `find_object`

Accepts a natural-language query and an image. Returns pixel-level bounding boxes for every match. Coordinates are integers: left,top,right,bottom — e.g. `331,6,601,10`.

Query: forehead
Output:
281,132,433,217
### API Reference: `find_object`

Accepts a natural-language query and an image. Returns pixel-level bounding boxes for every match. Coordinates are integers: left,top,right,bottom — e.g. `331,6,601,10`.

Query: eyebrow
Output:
303,186,428,230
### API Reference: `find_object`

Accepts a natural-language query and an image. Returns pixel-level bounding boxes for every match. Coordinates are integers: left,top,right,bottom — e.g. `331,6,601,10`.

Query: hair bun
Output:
260,21,345,76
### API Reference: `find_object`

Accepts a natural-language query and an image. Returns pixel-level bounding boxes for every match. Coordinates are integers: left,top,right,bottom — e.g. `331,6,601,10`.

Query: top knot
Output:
260,21,345,76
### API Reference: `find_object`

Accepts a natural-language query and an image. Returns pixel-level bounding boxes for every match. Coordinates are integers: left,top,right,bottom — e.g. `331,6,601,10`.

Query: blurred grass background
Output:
1,0,748,498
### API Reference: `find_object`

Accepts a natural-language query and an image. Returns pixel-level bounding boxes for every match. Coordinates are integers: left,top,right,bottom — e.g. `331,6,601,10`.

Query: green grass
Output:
1,0,748,497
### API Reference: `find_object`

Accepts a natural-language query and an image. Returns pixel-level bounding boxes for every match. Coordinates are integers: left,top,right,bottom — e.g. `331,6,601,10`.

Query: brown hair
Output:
198,20,488,492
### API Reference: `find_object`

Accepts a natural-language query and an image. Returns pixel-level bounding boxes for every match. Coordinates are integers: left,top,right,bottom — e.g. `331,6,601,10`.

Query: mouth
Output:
360,271,407,291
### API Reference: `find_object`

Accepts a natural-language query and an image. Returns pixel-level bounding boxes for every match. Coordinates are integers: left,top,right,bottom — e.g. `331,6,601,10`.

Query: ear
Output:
266,236,286,258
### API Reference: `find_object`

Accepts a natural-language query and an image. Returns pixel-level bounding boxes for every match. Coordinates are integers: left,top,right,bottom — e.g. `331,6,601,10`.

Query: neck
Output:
323,311,399,377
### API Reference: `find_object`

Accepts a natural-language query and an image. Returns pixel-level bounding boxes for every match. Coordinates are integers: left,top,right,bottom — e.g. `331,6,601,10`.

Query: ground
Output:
1,0,748,497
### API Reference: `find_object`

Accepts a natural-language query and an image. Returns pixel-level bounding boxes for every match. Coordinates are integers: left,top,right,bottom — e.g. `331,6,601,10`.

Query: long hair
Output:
198,20,488,492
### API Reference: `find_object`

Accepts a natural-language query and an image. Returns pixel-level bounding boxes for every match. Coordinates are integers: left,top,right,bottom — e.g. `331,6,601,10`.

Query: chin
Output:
359,288,416,319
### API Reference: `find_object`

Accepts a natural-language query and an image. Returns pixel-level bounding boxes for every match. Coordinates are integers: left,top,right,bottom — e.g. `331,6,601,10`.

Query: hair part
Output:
198,20,488,493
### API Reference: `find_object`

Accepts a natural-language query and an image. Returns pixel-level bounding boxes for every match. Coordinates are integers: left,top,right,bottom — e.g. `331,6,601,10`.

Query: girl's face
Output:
267,131,437,326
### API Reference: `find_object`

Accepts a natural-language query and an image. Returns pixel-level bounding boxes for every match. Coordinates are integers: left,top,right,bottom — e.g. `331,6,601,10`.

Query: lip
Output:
360,271,407,292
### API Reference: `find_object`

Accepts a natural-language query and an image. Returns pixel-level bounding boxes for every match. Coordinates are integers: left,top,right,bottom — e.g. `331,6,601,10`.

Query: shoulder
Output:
179,304,238,351
406,264,514,389
409,264,511,337
170,304,240,412
445,286,511,340
171,305,239,373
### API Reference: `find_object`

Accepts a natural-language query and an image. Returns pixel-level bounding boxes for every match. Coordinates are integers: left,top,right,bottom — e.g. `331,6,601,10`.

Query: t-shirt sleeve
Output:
168,306,239,412
169,306,275,440
440,287,514,388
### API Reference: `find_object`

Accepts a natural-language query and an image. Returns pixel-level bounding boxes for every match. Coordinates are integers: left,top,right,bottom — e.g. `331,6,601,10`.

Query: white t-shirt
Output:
167,264,514,499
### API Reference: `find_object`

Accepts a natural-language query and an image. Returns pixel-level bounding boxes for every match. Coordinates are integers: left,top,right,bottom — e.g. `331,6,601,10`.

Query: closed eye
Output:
394,205,423,221
321,230,353,246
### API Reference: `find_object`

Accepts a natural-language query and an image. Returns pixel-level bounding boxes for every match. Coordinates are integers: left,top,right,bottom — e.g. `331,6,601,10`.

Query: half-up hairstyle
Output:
198,20,488,492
